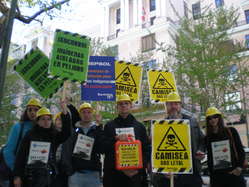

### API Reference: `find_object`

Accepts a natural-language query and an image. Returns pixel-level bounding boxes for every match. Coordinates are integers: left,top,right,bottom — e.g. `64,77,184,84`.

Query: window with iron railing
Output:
192,2,201,20
184,1,188,18
150,0,156,11
116,8,121,24
245,9,249,24
141,34,155,52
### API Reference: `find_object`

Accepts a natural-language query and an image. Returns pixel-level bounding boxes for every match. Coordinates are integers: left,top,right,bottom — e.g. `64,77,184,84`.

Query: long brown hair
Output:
206,114,228,138
20,108,30,122
20,106,41,123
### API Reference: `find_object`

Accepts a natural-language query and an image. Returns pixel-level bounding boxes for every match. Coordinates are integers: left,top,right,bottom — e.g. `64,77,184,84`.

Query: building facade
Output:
98,0,187,64
98,0,249,145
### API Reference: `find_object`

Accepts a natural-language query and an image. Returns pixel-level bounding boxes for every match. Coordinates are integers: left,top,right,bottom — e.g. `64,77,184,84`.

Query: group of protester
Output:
0,91,246,187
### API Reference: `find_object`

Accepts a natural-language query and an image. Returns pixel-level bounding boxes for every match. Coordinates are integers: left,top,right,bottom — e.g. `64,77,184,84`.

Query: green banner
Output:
14,48,63,98
49,29,90,82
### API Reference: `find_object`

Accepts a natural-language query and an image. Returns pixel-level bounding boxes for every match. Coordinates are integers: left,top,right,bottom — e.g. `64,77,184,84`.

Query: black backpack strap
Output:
14,122,25,155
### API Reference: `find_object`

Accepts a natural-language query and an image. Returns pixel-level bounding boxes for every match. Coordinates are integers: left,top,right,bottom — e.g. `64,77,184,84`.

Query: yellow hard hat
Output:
53,112,62,122
166,92,181,102
36,107,52,118
78,103,93,112
27,98,42,108
117,94,131,103
206,107,221,117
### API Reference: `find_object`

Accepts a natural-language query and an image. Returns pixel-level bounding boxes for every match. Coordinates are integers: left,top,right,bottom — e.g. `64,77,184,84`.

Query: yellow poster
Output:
118,144,140,167
115,61,142,103
151,119,193,174
147,70,177,103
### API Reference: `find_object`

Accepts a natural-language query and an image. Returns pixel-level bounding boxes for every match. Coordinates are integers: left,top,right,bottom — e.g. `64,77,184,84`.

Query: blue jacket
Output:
3,121,33,170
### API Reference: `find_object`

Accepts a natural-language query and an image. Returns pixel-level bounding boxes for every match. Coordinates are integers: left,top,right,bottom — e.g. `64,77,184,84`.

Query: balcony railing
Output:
107,33,117,41
106,19,249,41
234,20,249,28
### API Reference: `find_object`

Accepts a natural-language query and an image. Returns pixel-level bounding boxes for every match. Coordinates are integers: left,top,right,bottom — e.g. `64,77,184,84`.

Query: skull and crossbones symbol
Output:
165,134,178,149
159,78,166,86
157,78,167,88
121,72,131,84
122,72,130,81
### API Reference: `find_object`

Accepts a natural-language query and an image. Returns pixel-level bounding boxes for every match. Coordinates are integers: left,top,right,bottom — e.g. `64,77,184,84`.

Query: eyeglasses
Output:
207,114,220,121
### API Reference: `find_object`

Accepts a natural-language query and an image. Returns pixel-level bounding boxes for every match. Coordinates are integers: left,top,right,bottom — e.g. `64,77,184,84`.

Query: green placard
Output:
14,48,63,98
49,29,90,82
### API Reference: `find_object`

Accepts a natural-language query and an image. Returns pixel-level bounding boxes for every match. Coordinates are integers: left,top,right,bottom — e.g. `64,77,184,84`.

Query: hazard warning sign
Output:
151,120,192,174
153,73,174,89
148,70,177,103
157,127,186,151
116,67,136,87
115,140,143,170
115,61,142,103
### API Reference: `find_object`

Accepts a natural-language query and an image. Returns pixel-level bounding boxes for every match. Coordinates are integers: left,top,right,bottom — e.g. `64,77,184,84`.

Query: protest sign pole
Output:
95,101,102,126
96,101,100,113
62,81,69,100
170,174,174,187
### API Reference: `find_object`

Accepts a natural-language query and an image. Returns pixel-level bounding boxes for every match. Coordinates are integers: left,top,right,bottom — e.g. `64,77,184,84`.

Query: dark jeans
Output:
210,173,246,187
103,169,148,187
152,173,202,187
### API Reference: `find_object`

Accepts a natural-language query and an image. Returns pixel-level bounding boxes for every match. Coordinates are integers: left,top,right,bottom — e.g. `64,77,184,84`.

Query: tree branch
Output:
15,0,70,24
0,0,9,15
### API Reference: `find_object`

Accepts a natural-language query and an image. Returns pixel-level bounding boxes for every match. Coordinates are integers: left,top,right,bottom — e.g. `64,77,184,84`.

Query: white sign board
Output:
28,141,51,164
73,134,94,160
211,140,232,170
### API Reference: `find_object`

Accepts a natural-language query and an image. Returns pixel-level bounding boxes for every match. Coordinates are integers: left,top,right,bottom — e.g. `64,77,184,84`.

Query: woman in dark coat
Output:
205,107,245,187
13,101,71,187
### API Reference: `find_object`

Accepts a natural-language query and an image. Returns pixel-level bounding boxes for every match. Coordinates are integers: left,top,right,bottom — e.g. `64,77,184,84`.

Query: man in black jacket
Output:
102,94,150,187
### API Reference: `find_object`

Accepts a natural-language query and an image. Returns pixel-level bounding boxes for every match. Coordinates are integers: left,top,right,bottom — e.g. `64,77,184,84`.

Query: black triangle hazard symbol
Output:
153,73,174,89
116,67,136,87
157,126,186,151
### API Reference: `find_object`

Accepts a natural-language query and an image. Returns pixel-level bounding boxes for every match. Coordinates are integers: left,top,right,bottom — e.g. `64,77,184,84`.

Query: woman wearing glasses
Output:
205,107,246,187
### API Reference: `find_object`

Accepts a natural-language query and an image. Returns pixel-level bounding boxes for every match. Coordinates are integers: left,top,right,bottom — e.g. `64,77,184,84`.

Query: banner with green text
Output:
49,29,90,82
14,48,63,98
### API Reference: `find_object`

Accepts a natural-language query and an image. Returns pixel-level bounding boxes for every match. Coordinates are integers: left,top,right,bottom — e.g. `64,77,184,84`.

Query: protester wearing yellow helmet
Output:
153,92,205,187
52,111,69,187
59,98,103,187
165,91,182,119
54,112,62,131
206,107,222,117
35,107,53,129
13,100,71,187
205,107,245,187
102,93,149,187
1,98,41,186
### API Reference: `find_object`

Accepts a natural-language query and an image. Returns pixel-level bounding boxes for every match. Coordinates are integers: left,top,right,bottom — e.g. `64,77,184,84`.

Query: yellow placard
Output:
147,70,177,103
118,144,140,167
151,120,193,174
115,61,142,103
